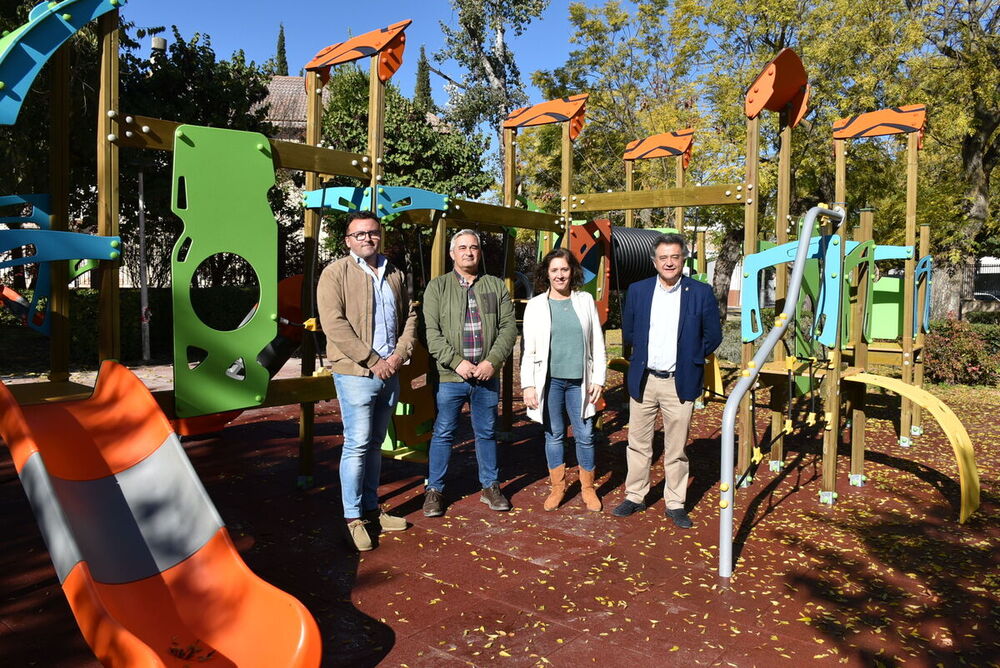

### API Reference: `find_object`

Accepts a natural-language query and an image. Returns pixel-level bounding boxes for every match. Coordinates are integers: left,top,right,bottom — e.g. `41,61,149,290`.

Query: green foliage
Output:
320,66,492,251
965,310,1000,325
272,23,289,76
924,319,1000,386
414,45,435,112
435,0,548,142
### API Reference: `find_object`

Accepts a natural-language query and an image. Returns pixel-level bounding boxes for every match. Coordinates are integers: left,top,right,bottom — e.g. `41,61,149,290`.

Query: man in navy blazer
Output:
612,233,722,528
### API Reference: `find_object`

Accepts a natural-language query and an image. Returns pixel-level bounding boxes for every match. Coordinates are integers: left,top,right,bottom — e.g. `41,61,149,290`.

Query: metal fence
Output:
968,259,1000,302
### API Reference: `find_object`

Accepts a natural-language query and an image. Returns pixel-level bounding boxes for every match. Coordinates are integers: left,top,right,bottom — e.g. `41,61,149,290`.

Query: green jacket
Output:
422,271,517,383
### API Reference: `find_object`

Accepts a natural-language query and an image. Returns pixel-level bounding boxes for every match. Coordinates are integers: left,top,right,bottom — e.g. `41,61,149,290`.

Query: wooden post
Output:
834,138,846,207
48,46,70,382
624,160,635,228
769,112,792,467
559,121,572,245
500,127,518,436
368,57,385,192
913,223,930,434
850,211,874,482
696,230,706,275
738,116,760,478
96,12,120,362
821,215,847,497
899,132,918,445
674,157,685,231
501,231,516,436
430,212,447,278
297,69,324,486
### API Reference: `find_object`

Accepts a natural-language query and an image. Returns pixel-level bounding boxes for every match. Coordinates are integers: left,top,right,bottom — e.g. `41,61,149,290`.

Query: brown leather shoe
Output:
544,465,567,511
579,468,602,512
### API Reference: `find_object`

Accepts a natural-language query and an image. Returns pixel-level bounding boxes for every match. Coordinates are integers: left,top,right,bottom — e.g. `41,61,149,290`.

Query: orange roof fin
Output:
744,48,810,128
306,19,412,84
503,94,589,140
833,104,927,148
623,128,694,168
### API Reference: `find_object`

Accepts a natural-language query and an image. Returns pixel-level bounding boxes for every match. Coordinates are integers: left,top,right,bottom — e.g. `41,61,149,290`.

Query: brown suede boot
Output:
579,468,602,512
544,465,567,511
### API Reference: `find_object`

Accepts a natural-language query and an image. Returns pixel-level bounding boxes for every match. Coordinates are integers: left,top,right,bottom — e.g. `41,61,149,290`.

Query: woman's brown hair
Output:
534,247,584,294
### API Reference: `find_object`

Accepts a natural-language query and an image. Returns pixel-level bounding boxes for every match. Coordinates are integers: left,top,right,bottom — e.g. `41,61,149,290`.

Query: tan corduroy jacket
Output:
316,255,418,376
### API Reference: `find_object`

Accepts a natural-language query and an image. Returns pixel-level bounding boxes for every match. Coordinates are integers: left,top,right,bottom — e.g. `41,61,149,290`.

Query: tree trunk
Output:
713,226,743,325
930,258,972,320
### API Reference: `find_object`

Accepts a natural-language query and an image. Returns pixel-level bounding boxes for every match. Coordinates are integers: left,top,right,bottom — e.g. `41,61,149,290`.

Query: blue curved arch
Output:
0,0,126,126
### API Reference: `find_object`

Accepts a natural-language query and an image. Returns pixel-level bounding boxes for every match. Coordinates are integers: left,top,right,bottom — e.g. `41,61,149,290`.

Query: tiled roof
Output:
262,75,329,132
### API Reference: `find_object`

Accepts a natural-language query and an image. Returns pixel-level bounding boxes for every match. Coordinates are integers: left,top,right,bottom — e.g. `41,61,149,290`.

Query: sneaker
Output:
364,508,408,533
423,489,446,517
346,519,373,551
611,499,647,517
665,507,694,529
480,483,511,511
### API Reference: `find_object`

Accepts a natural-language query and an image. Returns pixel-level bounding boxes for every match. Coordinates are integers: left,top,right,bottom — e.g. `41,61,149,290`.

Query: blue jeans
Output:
334,373,399,519
543,377,595,471
426,378,500,492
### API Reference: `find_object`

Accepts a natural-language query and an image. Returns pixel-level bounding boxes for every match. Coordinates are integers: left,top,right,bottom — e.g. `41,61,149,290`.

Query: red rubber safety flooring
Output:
2,380,999,667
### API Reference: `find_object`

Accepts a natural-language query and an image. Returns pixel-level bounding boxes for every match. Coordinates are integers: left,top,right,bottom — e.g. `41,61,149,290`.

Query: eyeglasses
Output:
346,230,381,240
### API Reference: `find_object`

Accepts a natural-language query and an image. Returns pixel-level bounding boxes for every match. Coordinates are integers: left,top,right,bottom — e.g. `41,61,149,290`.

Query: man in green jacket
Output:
422,229,517,517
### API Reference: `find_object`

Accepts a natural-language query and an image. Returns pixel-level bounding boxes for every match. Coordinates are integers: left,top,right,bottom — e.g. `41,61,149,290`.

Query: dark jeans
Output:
426,377,500,491
543,377,595,470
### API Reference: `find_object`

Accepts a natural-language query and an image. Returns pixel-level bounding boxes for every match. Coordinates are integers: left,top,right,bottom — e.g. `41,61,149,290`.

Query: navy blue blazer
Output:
622,274,723,402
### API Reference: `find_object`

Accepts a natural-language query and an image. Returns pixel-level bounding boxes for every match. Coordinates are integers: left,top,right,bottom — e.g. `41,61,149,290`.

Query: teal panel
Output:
871,277,903,340
0,0,126,126
303,186,371,212
740,236,826,342
171,125,277,418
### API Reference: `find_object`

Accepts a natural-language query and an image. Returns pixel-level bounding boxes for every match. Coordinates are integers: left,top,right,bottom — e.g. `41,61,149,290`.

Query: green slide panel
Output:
171,125,277,417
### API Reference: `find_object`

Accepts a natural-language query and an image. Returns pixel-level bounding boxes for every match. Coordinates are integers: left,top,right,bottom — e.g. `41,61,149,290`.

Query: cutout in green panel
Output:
171,125,277,418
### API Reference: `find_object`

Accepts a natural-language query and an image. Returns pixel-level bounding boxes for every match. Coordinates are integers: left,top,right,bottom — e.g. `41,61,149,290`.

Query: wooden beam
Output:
738,115,760,478
48,46,70,382
770,112,792,466
97,12,120,362
850,210,874,479
368,56,385,191
115,115,370,180
444,199,562,233
430,211,447,279
674,158,685,231
572,184,744,212
899,131,918,443
821,216,848,495
298,69,325,484
834,138,846,206
624,160,635,227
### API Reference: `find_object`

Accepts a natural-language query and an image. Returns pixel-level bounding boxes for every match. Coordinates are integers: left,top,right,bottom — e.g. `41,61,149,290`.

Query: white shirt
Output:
647,278,682,372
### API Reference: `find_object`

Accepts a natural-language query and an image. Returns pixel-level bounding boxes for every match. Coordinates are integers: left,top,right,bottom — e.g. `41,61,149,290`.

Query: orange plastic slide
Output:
0,360,321,667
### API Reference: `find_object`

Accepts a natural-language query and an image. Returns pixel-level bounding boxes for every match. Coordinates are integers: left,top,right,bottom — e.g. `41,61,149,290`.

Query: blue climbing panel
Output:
0,0,127,126
303,186,449,217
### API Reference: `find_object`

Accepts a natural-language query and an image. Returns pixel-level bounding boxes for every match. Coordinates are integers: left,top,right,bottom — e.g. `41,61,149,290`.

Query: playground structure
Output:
0,4,986,663
716,50,980,578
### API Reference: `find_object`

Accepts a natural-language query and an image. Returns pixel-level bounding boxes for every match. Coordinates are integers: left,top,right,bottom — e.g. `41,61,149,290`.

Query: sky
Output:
119,0,592,109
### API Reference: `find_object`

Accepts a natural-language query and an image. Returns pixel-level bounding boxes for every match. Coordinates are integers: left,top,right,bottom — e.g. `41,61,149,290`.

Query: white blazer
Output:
520,290,607,424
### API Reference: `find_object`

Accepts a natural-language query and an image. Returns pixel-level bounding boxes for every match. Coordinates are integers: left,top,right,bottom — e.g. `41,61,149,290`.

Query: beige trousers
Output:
625,375,695,509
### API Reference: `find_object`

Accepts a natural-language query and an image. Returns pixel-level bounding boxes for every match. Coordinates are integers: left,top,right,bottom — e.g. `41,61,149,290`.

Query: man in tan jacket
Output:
317,211,417,551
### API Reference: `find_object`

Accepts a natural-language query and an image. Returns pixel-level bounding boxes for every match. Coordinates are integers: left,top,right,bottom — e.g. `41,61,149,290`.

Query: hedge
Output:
1,287,262,372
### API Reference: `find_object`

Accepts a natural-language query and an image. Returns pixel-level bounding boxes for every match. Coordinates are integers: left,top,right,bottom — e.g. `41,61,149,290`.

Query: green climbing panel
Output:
871,277,903,340
171,125,277,418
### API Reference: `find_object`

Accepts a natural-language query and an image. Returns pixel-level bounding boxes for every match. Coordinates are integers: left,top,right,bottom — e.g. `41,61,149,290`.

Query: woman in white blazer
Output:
521,248,607,511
